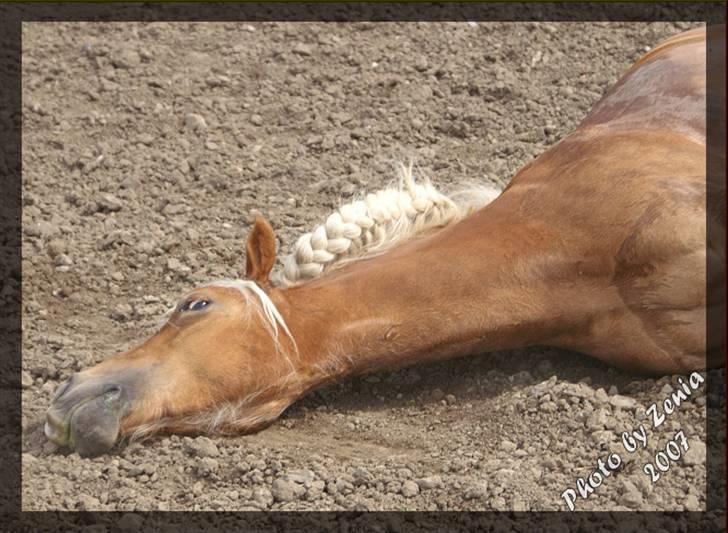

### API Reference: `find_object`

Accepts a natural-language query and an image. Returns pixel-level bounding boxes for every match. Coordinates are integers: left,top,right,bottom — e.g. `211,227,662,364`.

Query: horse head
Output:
45,217,301,457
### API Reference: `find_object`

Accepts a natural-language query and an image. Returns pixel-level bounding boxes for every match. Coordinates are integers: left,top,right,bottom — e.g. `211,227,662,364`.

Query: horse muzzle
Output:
45,371,133,457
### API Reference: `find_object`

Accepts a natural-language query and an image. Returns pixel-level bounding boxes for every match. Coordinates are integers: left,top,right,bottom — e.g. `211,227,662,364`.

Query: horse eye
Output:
180,299,210,312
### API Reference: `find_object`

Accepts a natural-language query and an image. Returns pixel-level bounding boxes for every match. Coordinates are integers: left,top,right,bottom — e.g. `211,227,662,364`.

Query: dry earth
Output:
20,19,723,520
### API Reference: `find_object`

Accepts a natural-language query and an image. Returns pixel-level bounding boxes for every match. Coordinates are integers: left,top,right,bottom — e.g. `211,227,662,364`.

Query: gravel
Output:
683,439,707,466
609,394,639,410
21,20,715,513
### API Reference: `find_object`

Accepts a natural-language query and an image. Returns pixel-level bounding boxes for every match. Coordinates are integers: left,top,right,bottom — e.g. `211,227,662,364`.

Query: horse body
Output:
45,27,721,456
279,26,710,376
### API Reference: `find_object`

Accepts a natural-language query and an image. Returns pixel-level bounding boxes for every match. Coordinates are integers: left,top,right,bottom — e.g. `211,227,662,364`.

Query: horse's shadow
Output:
283,345,637,420
24,346,645,458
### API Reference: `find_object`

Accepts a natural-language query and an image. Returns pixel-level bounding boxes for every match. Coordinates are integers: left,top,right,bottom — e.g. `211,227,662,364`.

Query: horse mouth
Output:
44,408,73,446
45,383,127,457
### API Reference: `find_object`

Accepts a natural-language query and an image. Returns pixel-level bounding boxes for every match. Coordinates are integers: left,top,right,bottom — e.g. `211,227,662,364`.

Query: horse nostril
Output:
103,385,122,401
52,373,78,402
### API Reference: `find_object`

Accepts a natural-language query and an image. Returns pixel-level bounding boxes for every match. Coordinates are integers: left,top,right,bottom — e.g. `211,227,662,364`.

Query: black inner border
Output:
1,2,724,530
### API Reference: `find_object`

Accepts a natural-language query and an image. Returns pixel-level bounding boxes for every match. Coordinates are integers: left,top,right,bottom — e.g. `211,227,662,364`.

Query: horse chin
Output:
67,394,123,457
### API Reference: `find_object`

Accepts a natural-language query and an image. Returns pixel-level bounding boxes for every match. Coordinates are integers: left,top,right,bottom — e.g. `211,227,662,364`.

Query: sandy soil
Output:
21,20,721,515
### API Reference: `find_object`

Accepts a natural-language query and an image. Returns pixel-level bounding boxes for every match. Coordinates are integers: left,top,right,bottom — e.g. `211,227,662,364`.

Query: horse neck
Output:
271,203,594,386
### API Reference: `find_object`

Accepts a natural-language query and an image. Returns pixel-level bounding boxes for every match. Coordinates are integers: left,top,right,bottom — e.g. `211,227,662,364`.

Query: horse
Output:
45,26,723,457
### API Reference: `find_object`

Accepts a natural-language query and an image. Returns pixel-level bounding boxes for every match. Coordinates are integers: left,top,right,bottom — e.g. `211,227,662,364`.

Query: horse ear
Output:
245,216,277,284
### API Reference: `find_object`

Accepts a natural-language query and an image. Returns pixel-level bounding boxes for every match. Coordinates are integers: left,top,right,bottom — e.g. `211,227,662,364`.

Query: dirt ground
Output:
21,20,721,516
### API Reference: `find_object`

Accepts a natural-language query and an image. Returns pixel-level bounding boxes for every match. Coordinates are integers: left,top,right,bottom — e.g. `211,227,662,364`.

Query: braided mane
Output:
273,163,501,287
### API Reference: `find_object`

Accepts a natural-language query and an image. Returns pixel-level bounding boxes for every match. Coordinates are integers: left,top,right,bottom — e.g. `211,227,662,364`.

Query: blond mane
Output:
272,162,501,287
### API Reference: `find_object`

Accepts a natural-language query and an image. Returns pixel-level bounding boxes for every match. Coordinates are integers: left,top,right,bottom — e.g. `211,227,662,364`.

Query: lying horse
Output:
45,27,722,457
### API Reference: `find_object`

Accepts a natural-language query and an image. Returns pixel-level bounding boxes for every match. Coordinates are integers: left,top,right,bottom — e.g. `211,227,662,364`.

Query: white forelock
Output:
202,279,297,368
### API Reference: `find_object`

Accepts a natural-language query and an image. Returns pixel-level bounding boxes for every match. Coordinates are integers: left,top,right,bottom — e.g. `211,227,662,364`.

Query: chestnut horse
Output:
45,27,722,457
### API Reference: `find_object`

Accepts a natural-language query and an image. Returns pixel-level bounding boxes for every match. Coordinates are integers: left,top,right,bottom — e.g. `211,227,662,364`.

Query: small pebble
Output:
271,478,304,502
110,48,141,69
184,436,220,458
401,480,419,498
137,133,154,146
96,193,123,213
292,43,313,56
682,439,706,465
416,475,442,490
184,113,207,132
621,480,644,509
609,395,637,410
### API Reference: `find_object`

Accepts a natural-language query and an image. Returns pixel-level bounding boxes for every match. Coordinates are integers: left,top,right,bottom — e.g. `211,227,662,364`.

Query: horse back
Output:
578,26,706,144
